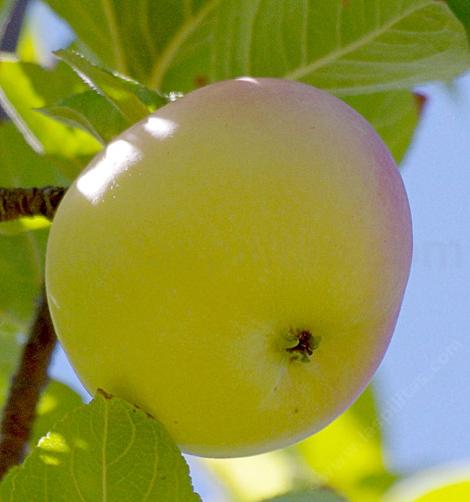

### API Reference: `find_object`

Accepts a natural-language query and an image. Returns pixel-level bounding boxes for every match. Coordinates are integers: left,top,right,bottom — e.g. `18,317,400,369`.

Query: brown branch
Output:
0,290,57,479
0,186,66,222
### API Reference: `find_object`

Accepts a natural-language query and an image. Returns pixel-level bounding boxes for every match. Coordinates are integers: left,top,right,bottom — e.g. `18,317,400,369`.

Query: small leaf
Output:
40,91,130,144
0,392,201,501
31,380,84,447
55,49,167,127
262,487,347,502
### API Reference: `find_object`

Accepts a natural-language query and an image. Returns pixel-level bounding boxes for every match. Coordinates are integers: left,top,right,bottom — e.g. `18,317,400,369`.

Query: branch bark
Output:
0,290,57,479
0,186,66,222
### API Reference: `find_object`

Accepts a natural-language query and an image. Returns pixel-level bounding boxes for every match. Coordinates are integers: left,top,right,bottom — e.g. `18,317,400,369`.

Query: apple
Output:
45,78,412,457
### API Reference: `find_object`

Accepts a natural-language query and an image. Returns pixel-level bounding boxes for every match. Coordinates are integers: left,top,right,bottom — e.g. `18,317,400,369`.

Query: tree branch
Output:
0,290,57,479
0,186,67,222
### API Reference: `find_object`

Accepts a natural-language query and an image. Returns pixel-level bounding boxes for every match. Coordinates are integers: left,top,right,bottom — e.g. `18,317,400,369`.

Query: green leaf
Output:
0,123,62,336
152,0,470,94
384,463,470,502
41,0,218,85
343,90,419,164
55,49,167,126
262,488,347,502
204,449,314,502
295,386,397,502
0,392,201,501
40,90,130,144
44,0,470,94
0,57,100,177
31,380,84,447
0,217,50,237
0,122,64,186
0,218,48,335
0,374,83,448
0,333,21,383
448,0,470,41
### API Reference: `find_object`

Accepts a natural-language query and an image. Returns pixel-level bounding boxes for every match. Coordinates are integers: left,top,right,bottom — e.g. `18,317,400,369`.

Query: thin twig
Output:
0,290,57,479
0,186,66,222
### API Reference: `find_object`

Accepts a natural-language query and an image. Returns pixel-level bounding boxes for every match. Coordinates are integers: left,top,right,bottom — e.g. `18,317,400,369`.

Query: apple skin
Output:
46,78,412,457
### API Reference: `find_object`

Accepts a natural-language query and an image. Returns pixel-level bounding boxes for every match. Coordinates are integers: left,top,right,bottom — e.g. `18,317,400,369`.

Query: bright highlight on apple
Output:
46,78,412,457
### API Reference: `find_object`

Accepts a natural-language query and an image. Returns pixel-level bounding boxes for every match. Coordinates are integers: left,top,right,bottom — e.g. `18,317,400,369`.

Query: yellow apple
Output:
46,78,412,457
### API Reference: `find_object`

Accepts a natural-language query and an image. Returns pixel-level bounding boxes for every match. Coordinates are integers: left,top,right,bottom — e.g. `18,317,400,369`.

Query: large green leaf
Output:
0,392,201,501
166,0,468,95
0,57,100,177
294,386,397,502
44,0,470,95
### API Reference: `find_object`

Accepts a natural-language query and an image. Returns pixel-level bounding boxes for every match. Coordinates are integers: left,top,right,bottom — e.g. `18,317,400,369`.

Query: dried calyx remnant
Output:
286,329,321,363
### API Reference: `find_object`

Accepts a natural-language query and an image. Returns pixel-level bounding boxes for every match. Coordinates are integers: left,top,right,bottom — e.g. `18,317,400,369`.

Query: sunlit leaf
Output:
30,380,84,447
294,386,397,502
0,392,201,501
0,216,50,236
204,450,314,502
384,462,470,502
0,375,83,449
0,57,100,177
